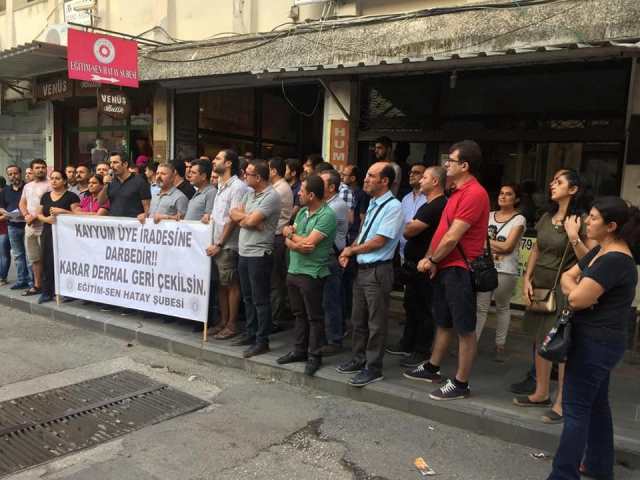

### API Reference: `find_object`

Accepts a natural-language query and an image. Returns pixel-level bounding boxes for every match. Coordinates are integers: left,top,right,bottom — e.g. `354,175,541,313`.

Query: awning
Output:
0,42,68,81
139,0,640,82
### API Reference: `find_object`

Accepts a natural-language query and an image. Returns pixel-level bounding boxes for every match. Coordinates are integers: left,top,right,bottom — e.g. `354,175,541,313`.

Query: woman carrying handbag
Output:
512,169,594,423
547,197,639,480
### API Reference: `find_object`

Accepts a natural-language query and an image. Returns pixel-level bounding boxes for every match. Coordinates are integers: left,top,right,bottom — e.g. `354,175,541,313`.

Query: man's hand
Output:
338,246,354,268
153,213,164,224
137,213,146,224
298,241,315,254
282,225,295,238
50,207,65,216
103,173,113,184
229,208,245,223
24,213,34,225
206,244,220,257
418,258,437,279
201,213,211,224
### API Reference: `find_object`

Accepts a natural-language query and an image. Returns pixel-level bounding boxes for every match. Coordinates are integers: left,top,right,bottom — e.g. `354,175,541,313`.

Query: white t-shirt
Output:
488,211,526,275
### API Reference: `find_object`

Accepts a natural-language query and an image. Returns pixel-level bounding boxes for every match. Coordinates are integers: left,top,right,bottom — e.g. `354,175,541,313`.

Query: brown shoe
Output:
243,343,270,358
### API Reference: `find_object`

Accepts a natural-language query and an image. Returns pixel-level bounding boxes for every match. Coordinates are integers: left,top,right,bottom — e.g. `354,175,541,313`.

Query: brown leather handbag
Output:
527,241,571,314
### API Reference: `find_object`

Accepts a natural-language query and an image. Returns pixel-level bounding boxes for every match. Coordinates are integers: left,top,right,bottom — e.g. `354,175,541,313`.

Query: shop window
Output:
0,103,46,173
199,89,254,137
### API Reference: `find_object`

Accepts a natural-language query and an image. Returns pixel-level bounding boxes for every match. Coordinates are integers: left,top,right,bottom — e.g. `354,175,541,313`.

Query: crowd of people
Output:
0,137,638,480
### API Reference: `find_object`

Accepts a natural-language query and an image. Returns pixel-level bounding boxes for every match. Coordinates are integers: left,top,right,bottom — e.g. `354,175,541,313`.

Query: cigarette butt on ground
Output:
414,457,436,476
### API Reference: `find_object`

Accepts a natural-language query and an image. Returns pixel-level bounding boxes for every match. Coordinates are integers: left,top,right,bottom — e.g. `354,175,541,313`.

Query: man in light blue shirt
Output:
337,162,403,387
399,163,427,259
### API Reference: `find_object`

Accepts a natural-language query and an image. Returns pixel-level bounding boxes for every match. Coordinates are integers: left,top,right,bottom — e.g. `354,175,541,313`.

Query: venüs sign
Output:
67,29,139,88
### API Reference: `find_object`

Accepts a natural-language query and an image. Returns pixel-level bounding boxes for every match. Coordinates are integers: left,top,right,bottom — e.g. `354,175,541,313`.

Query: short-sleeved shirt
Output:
185,184,216,221
430,177,489,270
0,183,26,227
212,175,250,251
534,212,585,279
288,203,337,278
339,183,355,209
272,178,294,234
574,247,638,341
488,211,526,275
148,187,188,217
355,190,404,264
404,195,447,263
80,195,110,213
21,180,51,233
399,190,427,257
177,180,196,200
326,194,349,252
107,173,151,218
238,186,282,257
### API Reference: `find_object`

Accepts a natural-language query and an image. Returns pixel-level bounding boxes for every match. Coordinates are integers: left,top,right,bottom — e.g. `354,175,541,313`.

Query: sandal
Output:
513,396,552,407
542,409,564,424
208,323,226,336
214,328,238,340
22,287,41,296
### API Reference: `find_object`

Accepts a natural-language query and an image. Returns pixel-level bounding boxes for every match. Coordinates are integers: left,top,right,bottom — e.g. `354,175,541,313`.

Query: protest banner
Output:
53,215,212,327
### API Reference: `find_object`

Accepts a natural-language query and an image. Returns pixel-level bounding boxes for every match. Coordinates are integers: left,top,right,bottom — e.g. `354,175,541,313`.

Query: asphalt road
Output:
0,305,635,480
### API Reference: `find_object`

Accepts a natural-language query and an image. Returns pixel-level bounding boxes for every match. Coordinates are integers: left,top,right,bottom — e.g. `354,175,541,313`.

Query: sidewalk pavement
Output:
0,283,639,469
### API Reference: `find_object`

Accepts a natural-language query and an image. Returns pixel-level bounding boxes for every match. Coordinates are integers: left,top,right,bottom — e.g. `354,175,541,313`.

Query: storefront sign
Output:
97,90,130,119
33,76,72,100
329,119,349,169
53,216,213,323
67,29,139,88
512,236,536,306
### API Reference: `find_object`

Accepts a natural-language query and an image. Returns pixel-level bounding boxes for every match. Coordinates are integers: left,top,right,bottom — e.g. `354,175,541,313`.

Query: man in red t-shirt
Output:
406,140,489,401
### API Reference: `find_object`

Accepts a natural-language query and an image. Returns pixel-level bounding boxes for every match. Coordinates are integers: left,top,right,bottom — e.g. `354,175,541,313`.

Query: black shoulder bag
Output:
538,308,573,363
457,235,499,293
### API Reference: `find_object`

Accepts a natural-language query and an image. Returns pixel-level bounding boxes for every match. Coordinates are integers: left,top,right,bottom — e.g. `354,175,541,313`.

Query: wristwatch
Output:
428,256,438,264
569,238,581,247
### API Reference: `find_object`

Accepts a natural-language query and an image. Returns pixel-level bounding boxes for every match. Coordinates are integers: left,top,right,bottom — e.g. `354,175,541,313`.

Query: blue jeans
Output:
7,225,31,286
323,257,343,345
548,333,626,480
238,254,273,346
0,232,10,280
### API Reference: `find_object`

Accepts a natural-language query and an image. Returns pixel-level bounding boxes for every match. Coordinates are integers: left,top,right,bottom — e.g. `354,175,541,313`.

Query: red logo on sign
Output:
67,29,139,88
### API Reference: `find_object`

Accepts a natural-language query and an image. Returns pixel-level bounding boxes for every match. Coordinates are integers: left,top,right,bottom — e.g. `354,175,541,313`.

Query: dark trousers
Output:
323,256,344,345
401,275,435,355
270,235,290,325
351,262,394,373
287,274,326,356
548,334,626,480
41,226,55,298
238,254,273,346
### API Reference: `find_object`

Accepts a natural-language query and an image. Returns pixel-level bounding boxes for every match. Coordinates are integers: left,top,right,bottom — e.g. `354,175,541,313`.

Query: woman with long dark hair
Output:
547,197,639,479
475,183,526,362
512,169,595,423
78,174,109,215
36,169,80,304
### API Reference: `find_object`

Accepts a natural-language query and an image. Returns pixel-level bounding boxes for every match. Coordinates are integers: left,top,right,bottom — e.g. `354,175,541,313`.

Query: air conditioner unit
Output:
43,24,69,46
294,0,329,5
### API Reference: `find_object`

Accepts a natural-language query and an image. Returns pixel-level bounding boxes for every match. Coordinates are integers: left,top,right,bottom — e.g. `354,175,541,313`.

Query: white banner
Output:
53,215,212,323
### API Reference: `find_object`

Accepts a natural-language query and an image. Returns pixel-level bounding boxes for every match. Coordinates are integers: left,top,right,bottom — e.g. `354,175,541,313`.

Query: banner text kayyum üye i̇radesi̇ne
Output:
53,216,212,322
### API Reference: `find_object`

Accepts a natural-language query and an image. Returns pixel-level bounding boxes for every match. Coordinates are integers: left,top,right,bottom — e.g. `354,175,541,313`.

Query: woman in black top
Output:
548,197,640,480
36,170,80,304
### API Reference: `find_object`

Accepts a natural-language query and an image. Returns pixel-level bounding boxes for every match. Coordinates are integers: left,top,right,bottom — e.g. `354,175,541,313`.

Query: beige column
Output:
152,87,170,163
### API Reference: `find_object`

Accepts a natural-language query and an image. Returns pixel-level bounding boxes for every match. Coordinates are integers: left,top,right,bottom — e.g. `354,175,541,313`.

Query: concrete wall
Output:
0,0,328,50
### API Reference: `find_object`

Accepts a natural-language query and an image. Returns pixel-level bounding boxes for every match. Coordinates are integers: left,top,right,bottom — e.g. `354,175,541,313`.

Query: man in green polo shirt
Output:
278,174,337,376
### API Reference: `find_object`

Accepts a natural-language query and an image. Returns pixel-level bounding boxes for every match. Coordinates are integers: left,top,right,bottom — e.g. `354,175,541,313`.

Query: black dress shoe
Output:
243,343,269,358
509,373,536,395
304,356,322,376
277,351,307,365
336,359,365,374
231,334,255,347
